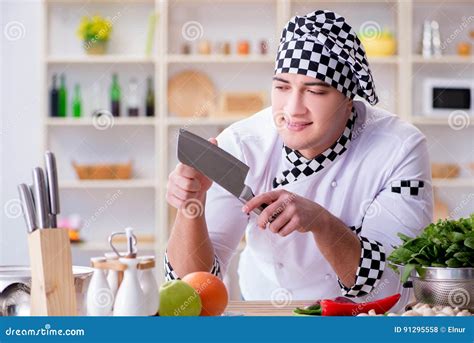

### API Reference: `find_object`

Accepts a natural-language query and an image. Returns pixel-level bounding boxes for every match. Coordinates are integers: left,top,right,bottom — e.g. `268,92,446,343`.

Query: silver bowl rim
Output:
390,263,474,280
0,265,93,279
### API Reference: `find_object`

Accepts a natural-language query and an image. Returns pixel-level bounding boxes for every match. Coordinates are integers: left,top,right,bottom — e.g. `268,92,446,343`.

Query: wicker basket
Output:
72,161,132,180
431,163,460,179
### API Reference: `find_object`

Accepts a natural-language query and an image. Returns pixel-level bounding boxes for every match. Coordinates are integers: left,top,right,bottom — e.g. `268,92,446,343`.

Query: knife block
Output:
27,228,77,316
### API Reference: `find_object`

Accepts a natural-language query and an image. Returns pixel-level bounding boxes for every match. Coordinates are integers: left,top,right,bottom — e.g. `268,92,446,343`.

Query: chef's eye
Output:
307,90,326,95
274,85,286,90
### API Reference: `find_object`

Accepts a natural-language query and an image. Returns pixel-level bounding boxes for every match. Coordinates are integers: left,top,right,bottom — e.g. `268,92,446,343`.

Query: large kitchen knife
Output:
32,167,50,229
44,151,60,228
17,183,37,233
177,129,268,215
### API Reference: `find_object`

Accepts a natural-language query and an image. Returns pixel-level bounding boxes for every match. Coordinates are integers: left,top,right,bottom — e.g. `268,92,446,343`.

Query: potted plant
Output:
77,15,112,55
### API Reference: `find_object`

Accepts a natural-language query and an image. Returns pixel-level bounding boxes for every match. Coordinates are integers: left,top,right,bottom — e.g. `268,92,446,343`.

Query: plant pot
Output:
83,39,108,55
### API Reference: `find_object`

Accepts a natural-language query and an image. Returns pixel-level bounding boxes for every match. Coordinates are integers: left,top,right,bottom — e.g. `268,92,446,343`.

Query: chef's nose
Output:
283,90,306,117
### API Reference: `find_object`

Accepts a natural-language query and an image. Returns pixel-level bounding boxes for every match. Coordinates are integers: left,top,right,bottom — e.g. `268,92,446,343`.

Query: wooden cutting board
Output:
224,300,309,316
168,70,216,117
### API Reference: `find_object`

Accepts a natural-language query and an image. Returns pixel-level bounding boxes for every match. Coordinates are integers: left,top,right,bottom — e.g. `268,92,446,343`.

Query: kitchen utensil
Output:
398,265,473,311
0,265,93,316
44,151,60,227
17,184,37,233
87,257,113,316
177,129,268,215
168,70,216,117
0,283,30,316
138,255,159,316
113,257,147,316
28,228,76,315
32,167,50,229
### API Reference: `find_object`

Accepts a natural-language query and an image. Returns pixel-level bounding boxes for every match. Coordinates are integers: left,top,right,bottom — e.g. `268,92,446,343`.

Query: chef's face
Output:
271,73,353,159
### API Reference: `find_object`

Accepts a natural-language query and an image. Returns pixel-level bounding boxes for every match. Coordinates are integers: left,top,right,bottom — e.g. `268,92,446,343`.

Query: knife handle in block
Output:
27,228,77,316
239,185,269,216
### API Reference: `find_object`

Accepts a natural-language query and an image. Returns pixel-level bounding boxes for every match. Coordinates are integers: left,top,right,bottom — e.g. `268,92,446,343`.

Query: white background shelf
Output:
42,0,474,279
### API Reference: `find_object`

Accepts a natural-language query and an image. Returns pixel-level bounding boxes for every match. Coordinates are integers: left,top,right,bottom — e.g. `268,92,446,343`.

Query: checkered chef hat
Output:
275,10,378,105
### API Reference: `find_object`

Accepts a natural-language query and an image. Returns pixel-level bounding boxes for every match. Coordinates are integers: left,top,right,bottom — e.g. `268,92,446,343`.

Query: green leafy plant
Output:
388,214,474,282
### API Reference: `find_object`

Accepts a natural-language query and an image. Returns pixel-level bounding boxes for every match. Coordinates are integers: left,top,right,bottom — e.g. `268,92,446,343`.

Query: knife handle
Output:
18,184,37,233
239,185,269,217
32,167,50,229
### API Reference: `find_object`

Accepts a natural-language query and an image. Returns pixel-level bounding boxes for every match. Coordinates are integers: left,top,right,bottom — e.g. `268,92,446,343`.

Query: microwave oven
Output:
422,78,473,116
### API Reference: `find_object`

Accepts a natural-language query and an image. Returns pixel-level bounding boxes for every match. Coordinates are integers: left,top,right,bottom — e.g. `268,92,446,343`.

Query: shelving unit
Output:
41,0,473,281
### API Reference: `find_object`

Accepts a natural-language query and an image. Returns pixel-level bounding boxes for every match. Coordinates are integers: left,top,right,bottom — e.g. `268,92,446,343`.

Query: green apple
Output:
158,280,202,316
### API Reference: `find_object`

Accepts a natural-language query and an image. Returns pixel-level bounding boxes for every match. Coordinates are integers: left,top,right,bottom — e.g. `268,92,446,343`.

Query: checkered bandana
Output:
275,10,378,105
273,106,357,188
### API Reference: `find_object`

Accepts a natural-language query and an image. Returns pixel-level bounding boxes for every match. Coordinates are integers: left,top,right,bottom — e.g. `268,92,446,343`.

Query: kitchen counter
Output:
225,301,309,316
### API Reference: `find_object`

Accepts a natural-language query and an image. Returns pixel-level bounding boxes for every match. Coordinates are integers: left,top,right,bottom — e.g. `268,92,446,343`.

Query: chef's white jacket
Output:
165,100,433,307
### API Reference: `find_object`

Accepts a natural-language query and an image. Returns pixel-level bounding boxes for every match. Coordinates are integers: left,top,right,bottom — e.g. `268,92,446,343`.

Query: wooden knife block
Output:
27,228,77,316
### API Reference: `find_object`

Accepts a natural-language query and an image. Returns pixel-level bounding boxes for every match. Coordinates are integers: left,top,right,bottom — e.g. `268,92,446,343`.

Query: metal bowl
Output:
0,265,93,316
410,267,474,310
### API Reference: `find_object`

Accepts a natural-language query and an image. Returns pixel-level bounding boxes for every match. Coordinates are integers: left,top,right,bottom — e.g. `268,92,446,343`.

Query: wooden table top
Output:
224,300,310,316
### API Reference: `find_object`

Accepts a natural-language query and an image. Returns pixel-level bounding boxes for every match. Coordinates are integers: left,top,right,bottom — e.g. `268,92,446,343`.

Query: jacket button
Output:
324,273,332,280
277,262,284,269
331,181,337,188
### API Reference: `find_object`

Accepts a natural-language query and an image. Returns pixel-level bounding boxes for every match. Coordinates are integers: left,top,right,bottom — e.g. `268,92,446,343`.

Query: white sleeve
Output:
163,127,249,279
204,127,250,276
338,130,434,297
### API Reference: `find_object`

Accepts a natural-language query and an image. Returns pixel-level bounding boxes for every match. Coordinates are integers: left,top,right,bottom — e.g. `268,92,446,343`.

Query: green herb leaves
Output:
388,214,474,282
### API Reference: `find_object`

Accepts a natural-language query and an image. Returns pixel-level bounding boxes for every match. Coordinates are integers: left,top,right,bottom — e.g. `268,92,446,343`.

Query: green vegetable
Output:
293,306,322,315
388,214,474,282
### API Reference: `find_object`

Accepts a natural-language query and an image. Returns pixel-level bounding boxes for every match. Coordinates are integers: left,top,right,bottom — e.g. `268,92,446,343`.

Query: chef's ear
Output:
208,137,218,146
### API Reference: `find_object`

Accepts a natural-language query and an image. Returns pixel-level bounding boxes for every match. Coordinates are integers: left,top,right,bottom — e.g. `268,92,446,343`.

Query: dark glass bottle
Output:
145,77,154,117
50,74,59,117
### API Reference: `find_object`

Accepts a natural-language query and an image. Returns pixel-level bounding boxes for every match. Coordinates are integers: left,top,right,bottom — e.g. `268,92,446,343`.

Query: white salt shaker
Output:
86,257,114,316
138,255,159,316
113,257,147,316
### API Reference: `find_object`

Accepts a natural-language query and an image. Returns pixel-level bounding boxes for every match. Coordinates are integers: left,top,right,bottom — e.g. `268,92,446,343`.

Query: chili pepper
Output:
320,293,401,316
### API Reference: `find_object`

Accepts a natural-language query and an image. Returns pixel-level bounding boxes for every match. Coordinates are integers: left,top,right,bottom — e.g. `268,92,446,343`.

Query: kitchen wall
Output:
1,0,43,265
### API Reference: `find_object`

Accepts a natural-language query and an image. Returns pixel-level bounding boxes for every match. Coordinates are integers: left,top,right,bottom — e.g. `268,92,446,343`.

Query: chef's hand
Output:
242,190,326,237
166,138,218,210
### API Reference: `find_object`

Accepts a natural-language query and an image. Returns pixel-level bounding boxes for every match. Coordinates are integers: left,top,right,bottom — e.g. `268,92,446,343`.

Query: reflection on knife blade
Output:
177,129,269,215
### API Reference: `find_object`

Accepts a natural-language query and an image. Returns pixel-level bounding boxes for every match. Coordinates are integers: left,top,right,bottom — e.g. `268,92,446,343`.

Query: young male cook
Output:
165,10,433,303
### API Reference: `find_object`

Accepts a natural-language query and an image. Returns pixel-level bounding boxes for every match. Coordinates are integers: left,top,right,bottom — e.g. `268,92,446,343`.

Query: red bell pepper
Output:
320,293,401,316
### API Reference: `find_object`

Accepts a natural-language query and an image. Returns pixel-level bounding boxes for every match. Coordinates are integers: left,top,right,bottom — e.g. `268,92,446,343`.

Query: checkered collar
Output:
272,107,357,188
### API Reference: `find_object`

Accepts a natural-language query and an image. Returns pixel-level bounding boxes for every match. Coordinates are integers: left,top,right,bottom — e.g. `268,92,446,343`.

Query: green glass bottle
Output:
110,73,121,117
72,84,82,118
58,74,67,117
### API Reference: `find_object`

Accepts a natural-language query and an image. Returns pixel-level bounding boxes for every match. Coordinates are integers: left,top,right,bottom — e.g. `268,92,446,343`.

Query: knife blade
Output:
177,129,268,215
17,184,37,233
32,167,50,229
45,151,60,228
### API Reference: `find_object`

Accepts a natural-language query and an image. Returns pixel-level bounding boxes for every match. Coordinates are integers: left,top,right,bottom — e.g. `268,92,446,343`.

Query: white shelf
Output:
433,178,474,188
46,117,156,127
411,55,474,64
71,241,156,251
368,56,400,64
60,179,156,189
47,55,155,64
166,54,275,64
166,115,250,126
